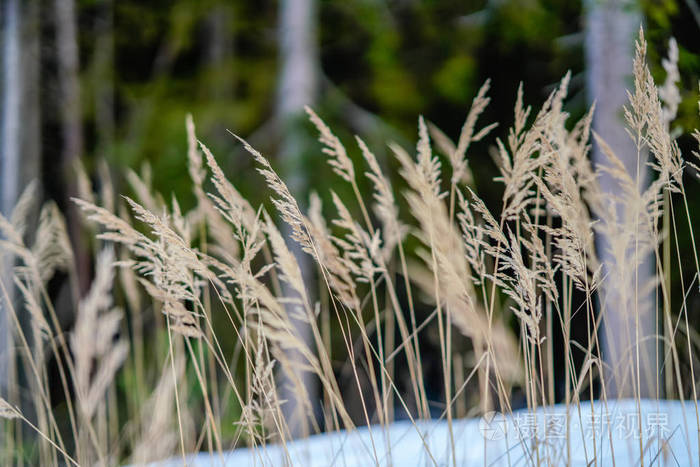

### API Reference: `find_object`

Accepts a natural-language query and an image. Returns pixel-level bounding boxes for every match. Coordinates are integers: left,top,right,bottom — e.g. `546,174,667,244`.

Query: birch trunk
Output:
276,0,319,439
0,0,41,400
585,0,655,398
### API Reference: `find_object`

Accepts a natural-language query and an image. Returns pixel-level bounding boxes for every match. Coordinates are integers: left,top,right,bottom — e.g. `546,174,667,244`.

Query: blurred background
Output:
2,0,699,268
2,0,700,456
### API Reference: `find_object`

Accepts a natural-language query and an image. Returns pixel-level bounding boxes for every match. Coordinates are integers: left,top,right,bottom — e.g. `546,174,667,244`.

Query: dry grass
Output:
1,28,700,466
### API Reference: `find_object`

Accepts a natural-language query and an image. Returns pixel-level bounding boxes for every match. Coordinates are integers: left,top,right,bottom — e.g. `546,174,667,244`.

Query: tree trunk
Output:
55,0,89,297
276,0,319,439
0,0,41,400
585,0,654,398
93,0,115,159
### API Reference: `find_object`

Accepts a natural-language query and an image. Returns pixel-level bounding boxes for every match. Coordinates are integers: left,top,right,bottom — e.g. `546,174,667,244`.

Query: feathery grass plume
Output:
494,230,543,344
305,106,355,183
0,398,19,419
460,191,548,377
330,191,383,284
533,106,601,291
427,122,473,188
71,248,129,419
416,116,442,197
74,196,226,338
307,109,382,260
391,119,444,218
126,163,165,214
0,182,39,267
306,192,360,310
122,197,216,337
448,79,498,186
234,133,316,258
76,192,216,449
463,186,553,342
456,192,488,282
97,159,116,214
659,38,680,128
1,191,75,347
593,133,665,259
31,202,74,283
130,352,186,464
9,180,39,238
565,105,600,200
13,276,50,343
73,198,142,249
393,119,485,340
186,114,206,190
356,136,405,258
264,211,307,305
517,219,558,305
495,75,571,219
534,174,600,292
185,116,240,260
625,27,683,190
199,140,258,239
493,83,534,217
464,187,508,252
170,195,192,246
126,193,227,287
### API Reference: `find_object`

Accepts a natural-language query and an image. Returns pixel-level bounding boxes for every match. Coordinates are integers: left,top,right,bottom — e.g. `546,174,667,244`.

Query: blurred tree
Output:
586,0,654,399
0,0,41,405
92,0,115,161
55,0,88,297
275,0,319,439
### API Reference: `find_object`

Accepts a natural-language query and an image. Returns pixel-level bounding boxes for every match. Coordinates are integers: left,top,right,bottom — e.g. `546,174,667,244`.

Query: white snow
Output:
136,399,699,466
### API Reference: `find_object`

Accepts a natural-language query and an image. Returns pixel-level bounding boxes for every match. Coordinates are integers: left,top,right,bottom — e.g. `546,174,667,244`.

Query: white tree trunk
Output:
0,0,41,399
585,0,655,398
276,0,319,438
